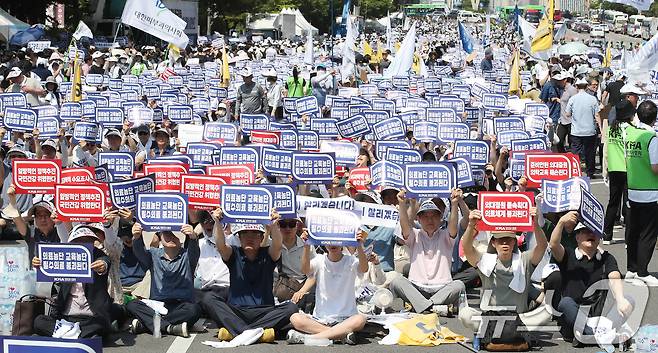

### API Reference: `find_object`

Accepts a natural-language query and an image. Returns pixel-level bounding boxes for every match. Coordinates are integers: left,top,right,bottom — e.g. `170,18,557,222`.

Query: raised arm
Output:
131,222,153,269
211,207,232,261
549,211,578,263
267,209,283,262
6,184,28,237
355,230,369,274
397,189,413,240
529,207,548,266
300,229,313,276
462,209,483,268
448,188,462,238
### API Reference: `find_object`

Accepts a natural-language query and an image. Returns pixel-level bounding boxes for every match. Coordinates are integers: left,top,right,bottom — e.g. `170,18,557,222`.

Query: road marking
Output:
165,319,204,353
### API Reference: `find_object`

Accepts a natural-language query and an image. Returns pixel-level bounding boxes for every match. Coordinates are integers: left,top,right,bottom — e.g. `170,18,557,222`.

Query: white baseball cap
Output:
231,223,266,235
239,67,253,77
6,67,22,79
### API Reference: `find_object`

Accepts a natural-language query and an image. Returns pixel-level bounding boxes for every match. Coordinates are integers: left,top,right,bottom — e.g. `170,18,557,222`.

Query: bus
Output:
627,14,645,37
603,10,628,33
404,4,447,17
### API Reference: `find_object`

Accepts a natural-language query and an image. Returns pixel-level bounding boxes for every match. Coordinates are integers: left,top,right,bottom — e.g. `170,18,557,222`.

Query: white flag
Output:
483,15,490,47
341,14,357,81
383,22,416,78
386,11,393,51
304,30,314,66
606,0,651,11
627,31,658,84
519,16,550,61
120,0,189,48
72,21,93,40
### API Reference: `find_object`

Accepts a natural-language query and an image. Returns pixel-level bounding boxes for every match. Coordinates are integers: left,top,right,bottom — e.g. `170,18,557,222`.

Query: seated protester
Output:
549,211,633,347
119,218,151,298
459,209,552,346
275,217,316,313
32,225,112,339
202,208,298,342
388,189,466,315
286,230,369,345
127,223,202,338
195,210,231,304
6,187,66,260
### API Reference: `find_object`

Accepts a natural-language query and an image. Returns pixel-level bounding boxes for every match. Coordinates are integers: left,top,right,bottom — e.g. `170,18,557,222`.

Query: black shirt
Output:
605,80,625,107
555,248,619,302
226,246,278,307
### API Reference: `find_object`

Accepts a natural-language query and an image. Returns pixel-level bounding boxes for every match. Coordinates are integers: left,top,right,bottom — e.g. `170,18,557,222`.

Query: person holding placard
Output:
32,226,113,340
286,228,369,345
126,223,202,338
202,208,298,343
549,212,634,347
459,207,551,349
388,189,466,315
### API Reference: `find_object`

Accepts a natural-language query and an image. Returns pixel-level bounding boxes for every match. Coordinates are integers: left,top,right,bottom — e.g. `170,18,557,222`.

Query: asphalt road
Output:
101,174,658,353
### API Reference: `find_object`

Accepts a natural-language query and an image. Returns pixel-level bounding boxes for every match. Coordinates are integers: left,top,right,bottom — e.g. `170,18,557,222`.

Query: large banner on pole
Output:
121,0,190,48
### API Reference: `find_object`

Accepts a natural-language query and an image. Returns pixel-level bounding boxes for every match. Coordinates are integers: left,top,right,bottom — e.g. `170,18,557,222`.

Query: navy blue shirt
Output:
120,245,148,286
540,80,564,124
226,246,277,307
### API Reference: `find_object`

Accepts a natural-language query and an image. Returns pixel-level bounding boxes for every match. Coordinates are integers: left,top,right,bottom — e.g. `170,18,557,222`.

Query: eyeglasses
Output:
279,221,298,229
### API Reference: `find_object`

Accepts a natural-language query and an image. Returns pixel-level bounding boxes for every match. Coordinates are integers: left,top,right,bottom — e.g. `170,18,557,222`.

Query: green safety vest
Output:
625,125,658,191
606,125,627,172
286,77,306,98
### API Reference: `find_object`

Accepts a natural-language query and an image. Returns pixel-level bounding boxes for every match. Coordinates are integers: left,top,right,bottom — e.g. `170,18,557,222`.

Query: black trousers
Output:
199,297,297,336
570,135,597,177
126,299,201,333
555,123,571,153
33,314,107,338
604,171,628,239
626,201,658,276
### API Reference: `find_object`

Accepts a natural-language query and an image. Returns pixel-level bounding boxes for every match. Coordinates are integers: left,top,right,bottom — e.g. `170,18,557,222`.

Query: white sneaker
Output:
637,275,658,287
625,271,637,280
286,329,307,345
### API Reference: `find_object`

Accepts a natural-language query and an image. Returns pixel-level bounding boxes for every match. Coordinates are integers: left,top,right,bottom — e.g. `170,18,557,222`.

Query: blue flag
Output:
513,5,521,34
458,22,474,54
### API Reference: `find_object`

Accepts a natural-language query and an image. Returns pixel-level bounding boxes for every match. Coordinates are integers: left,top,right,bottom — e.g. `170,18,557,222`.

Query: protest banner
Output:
497,130,530,148
186,142,221,167
524,103,550,117
305,208,361,246
177,124,205,147
452,140,490,166
406,98,429,109
181,174,227,210
541,177,590,213
279,129,299,150
143,163,189,192
511,137,548,152
239,113,270,133
262,147,293,176
94,164,112,182
73,122,99,142
371,98,396,115
437,122,469,144
61,167,95,184
372,117,406,140
295,95,319,115
207,164,255,185
203,122,237,142
12,159,61,194
449,157,474,187
0,93,27,110
109,174,156,209
150,155,195,166
98,152,135,177
292,152,335,183
330,106,349,120
386,147,422,165
55,184,106,222
209,87,228,99
359,84,378,96
3,107,36,131
398,110,419,125
319,141,359,166
0,335,102,353
34,105,59,118
262,184,297,218
126,107,154,127
348,167,371,192
167,104,193,123
27,40,51,52
579,187,605,237
413,121,438,142
375,140,411,160
250,130,281,145
216,146,260,169
478,192,534,232
220,185,273,224
355,202,400,228
296,195,354,216
36,243,93,283
404,163,456,198
524,116,547,136
426,108,458,123
336,114,371,138
363,110,390,125
524,153,574,188
85,74,104,86
136,193,189,231
310,118,339,138
482,93,508,110
438,97,465,114
494,116,525,133
370,160,404,191
95,107,124,127
348,103,371,117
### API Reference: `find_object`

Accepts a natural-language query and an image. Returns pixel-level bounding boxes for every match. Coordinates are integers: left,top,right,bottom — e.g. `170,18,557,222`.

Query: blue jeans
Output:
557,296,632,340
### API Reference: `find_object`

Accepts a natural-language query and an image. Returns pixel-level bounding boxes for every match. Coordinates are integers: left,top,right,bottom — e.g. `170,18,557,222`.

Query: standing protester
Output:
566,77,601,179
234,68,267,118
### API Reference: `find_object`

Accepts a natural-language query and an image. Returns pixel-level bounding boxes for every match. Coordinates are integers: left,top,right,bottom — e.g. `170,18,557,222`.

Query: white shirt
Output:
196,236,230,289
628,122,658,203
311,254,359,320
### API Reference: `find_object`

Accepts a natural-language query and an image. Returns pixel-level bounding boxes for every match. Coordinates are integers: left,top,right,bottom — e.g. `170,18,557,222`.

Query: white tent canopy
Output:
248,8,318,38
0,7,30,43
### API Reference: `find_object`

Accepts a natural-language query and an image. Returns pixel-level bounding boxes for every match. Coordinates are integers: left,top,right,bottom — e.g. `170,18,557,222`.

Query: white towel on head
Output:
478,252,526,294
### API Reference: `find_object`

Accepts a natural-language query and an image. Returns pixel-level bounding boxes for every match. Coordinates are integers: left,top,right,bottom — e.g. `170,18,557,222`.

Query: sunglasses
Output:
279,221,298,229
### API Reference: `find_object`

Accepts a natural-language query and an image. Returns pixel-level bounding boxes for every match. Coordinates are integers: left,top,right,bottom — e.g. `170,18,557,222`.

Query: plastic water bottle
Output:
459,290,467,310
473,334,480,351
153,312,161,338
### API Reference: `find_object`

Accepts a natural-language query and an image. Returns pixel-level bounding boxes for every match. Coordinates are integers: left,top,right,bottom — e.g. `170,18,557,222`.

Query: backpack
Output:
479,310,532,351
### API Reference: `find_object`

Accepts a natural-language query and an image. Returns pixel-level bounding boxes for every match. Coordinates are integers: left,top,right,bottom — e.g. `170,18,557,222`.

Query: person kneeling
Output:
286,230,369,345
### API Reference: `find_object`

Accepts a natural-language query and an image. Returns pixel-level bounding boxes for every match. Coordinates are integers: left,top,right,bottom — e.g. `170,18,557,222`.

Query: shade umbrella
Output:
9,24,45,46
557,42,589,56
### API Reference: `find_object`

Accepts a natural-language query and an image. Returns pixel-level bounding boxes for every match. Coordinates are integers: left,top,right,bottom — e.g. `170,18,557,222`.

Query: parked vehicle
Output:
591,24,606,38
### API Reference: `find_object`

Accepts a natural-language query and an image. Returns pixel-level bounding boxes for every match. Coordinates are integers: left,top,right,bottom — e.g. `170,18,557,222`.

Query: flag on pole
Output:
120,0,189,48
531,0,554,53
602,42,612,68
627,31,658,85
509,49,522,95
606,0,651,11
386,11,393,50
304,30,314,66
384,21,416,78
363,39,374,57
221,44,230,88
394,41,401,53
341,14,358,82
458,22,474,54
483,15,491,47
519,16,551,61
167,43,181,65
71,51,82,102
72,21,93,40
